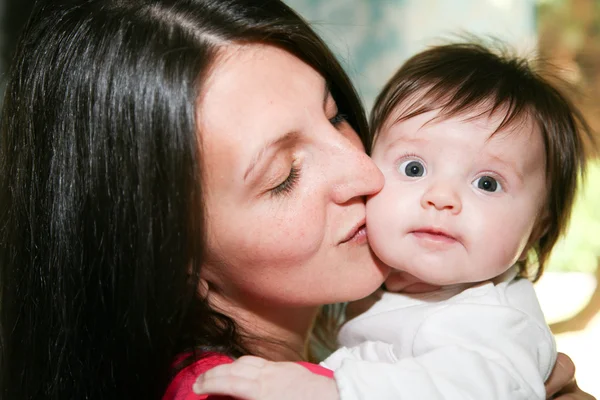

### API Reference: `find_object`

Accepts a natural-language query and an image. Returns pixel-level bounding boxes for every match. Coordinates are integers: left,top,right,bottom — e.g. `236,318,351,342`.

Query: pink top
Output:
163,353,334,400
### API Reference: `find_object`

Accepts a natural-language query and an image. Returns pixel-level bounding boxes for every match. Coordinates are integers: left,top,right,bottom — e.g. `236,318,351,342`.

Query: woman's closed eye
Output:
328,112,347,127
271,164,301,197
268,104,344,198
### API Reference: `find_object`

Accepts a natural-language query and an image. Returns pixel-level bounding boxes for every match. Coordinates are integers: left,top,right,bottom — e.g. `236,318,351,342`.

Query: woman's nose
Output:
329,137,384,205
420,180,462,214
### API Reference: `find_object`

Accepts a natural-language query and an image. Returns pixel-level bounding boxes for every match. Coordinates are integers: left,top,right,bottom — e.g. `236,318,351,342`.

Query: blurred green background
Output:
537,0,600,274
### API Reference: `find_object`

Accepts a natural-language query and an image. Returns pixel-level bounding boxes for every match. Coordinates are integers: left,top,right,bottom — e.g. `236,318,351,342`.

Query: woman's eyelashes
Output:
271,165,301,197
328,112,347,127
269,110,343,198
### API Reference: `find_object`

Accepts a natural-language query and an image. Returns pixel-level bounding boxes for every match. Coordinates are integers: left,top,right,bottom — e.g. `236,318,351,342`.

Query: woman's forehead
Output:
195,44,328,172
198,44,326,131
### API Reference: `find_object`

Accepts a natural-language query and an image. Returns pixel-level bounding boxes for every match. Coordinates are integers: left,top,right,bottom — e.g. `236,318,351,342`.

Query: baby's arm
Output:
192,356,340,400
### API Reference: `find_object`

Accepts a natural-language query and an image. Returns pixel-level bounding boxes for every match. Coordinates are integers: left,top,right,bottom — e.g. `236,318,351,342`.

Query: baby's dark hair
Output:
370,41,595,281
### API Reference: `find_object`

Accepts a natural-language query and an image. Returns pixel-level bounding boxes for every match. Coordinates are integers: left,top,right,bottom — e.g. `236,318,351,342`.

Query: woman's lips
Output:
341,223,368,245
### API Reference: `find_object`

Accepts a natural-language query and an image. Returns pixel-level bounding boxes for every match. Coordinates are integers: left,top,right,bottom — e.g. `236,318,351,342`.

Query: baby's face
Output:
367,108,547,285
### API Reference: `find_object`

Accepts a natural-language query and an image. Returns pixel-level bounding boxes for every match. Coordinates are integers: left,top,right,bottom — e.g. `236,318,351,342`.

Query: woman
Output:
0,0,588,399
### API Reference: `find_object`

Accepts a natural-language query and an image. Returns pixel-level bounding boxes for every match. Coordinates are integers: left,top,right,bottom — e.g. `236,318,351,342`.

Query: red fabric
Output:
162,353,334,400
295,361,334,378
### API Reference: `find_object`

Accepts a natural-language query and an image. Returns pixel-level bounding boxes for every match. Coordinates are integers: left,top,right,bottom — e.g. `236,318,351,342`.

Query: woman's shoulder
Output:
163,352,234,400
162,353,334,400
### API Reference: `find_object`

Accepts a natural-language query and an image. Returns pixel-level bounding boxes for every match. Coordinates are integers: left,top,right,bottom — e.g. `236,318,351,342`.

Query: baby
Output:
192,42,592,400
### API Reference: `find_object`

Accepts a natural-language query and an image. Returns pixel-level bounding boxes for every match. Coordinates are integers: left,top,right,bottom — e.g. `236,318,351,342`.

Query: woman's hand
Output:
546,353,595,399
192,356,339,400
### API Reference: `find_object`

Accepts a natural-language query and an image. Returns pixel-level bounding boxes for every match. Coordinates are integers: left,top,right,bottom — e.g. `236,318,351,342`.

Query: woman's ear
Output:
198,277,210,298
189,260,211,298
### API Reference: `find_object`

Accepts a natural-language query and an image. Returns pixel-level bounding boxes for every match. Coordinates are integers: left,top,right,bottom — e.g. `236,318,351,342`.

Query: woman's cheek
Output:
233,198,326,269
266,212,324,262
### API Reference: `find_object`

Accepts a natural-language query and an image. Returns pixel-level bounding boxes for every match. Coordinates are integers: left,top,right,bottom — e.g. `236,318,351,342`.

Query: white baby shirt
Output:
322,267,556,400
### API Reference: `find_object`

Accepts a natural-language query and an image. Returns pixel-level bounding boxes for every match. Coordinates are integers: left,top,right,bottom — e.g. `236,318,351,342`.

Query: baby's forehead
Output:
373,101,538,147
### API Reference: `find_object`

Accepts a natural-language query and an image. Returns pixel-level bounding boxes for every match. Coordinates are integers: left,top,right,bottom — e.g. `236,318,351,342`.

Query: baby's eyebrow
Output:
485,152,524,182
383,135,428,150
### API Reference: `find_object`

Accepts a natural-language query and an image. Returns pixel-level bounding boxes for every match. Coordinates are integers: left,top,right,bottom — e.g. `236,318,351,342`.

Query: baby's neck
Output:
406,266,520,296
397,281,443,293
384,270,441,293
385,266,518,294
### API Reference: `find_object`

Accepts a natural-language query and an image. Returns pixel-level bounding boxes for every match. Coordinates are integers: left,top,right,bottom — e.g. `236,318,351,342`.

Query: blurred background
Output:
285,0,599,396
1,0,598,397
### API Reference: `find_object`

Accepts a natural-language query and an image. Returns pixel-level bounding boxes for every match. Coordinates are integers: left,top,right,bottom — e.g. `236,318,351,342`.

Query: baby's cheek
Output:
484,214,533,267
366,195,388,234
367,183,406,229
366,191,402,263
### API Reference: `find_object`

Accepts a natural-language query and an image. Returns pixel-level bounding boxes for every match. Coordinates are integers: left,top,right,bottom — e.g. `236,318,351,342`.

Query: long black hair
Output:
0,1,367,398
1,0,36,72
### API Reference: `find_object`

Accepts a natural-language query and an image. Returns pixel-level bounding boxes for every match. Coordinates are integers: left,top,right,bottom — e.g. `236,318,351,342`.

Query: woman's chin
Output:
344,261,390,302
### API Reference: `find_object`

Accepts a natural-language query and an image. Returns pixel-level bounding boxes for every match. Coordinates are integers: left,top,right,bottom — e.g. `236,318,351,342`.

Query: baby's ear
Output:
518,212,550,262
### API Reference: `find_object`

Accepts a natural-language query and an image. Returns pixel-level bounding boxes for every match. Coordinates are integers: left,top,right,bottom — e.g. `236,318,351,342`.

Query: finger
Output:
545,353,576,398
200,362,261,381
553,380,596,400
234,355,269,368
554,379,578,396
193,374,260,399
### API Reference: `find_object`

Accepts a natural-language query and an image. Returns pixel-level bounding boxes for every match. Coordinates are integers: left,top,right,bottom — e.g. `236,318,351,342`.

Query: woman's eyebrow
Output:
243,131,300,182
323,83,331,108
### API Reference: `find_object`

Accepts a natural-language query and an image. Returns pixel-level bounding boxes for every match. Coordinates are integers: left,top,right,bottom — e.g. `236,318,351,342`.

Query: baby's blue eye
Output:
399,160,426,177
473,176,501,192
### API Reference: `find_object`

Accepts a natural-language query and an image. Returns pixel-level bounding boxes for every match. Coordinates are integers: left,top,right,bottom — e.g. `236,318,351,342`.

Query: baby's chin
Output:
383,261,467,288
386,280,441,293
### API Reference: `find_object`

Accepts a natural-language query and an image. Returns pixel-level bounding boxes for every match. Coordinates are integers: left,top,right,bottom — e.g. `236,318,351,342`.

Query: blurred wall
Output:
285,0,536,111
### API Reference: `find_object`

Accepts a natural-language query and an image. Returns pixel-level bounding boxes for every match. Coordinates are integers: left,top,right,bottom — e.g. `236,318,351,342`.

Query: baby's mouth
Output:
410,228,458,244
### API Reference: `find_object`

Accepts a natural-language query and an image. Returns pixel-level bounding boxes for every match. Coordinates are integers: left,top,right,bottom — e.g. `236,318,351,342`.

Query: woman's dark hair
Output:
370,41,595,281
1,0,36,74
0,1,367,398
